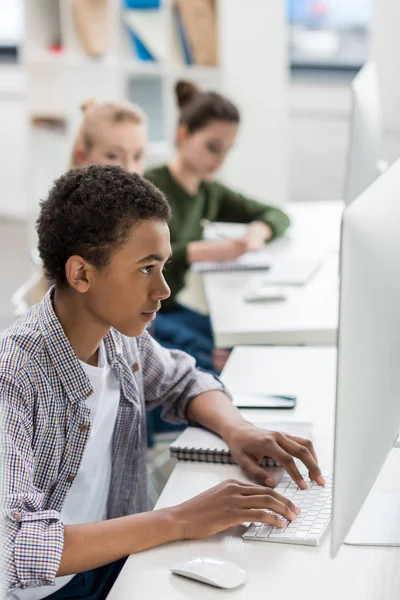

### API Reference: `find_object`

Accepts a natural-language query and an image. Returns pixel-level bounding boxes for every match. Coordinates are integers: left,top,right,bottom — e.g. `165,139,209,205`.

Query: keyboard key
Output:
270,526,285,533
244,530,257,537
243,475,332,545
257,525,273,538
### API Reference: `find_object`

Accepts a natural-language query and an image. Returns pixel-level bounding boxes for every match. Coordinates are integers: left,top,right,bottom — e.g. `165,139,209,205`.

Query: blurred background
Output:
0,0,398,329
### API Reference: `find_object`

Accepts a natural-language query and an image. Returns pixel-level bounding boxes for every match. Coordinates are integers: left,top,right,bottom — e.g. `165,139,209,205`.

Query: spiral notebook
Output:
169,422,313,467
191,251,271,274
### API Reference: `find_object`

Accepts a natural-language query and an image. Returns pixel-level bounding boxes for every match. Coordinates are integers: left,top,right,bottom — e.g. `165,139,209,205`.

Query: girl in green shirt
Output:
146,81,290,372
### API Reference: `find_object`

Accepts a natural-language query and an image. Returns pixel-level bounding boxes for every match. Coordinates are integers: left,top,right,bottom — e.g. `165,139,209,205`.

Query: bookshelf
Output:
23,0,221,152
22,0,289,243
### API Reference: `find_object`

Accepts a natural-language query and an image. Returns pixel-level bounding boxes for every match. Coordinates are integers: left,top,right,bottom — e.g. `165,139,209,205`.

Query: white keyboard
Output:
243,473,332,546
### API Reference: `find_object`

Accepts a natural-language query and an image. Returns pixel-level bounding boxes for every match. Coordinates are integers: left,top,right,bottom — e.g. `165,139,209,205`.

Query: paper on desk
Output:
191,251,271,273
261,255,325,286
202,221,247,240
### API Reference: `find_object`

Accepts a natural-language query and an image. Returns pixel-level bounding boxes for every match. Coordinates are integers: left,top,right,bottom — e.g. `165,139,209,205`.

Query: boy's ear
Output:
65,255,93,293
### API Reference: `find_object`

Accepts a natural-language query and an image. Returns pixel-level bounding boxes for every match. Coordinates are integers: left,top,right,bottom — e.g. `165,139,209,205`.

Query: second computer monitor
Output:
344,61,386,206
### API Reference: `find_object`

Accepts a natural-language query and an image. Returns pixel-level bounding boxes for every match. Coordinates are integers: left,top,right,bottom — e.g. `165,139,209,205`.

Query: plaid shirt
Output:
0,289,224,594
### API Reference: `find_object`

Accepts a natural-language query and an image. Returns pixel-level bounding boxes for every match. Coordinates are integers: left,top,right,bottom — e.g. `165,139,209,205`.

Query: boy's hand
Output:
222,423,325,490
170,479,300,540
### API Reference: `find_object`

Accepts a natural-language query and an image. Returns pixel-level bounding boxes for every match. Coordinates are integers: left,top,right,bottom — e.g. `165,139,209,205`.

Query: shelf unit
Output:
23,0,220,146
22,0,289,246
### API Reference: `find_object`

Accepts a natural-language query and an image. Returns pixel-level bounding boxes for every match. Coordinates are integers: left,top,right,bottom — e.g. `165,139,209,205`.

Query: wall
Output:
0,66,28,219
218,0,289,204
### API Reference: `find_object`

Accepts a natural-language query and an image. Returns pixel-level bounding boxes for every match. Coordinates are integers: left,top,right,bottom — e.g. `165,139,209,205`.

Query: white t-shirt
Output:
15,342,120,600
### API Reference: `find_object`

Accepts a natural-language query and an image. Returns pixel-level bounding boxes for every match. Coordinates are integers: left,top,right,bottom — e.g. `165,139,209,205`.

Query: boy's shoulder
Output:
0,305,44,359
0,305,45,391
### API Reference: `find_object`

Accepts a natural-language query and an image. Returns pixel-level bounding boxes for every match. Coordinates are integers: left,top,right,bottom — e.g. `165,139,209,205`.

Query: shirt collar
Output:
37,287,123,403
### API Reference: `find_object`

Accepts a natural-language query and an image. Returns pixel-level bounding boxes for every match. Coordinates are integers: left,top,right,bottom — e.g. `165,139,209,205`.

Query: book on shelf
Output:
124,7,168,63
70,0,112,57
173,0,218,66
172,2,194,65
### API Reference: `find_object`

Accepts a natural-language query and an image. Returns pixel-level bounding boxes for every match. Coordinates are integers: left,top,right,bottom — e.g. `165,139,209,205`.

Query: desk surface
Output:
221,346,336,465
107,346,400,600
109,458,400,600
204,200,343,347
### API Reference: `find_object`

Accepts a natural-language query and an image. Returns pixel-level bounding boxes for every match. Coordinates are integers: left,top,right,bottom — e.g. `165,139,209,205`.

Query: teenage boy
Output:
1,166,323,599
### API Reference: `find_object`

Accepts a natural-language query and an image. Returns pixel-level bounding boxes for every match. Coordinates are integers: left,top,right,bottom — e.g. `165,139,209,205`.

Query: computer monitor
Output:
331,158,400,557
343,61,387,206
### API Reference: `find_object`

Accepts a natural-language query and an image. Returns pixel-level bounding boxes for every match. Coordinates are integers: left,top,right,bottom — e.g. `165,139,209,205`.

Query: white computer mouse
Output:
243,286,286,303
170,556,247,589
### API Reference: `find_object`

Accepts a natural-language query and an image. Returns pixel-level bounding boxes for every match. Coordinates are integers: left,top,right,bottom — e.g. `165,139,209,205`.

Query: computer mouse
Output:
170,556,247,589
244,286,287,302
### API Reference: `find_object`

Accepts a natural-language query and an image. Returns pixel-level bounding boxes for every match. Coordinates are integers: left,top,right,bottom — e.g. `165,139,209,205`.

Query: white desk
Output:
204,201,343,347
221,346,336,466
109,459,400,600
108,346,400,600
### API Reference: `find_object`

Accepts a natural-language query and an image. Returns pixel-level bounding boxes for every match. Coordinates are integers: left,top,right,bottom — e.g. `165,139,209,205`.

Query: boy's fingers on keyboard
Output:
236,481,275,494
270,446,306,489
278,437,324,486
309,470,326,487
264,488,300,515
241,494,297,521
236,483,299,517
287,435,318,462
248,511,286,529
237,455,276,488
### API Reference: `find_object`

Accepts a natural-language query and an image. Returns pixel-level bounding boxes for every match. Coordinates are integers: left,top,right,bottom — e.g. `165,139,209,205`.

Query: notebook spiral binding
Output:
170,446,277,467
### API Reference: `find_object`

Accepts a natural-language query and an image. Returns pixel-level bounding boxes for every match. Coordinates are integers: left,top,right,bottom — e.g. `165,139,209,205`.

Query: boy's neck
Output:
53,286,109,366
168,155,201,196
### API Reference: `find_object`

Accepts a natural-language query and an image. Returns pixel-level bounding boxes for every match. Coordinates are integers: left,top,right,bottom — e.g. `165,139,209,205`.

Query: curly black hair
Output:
37,165,171,285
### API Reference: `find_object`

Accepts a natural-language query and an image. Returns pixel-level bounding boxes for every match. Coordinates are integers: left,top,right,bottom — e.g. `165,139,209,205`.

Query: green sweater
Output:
145,165,290,310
